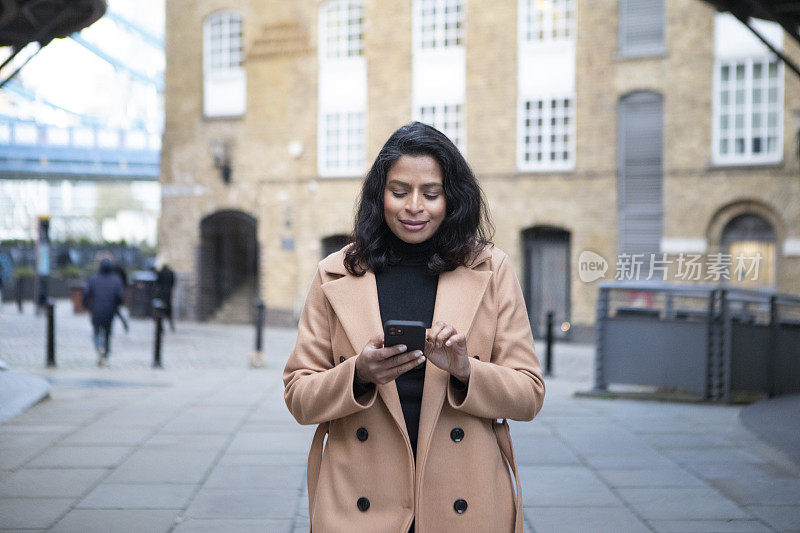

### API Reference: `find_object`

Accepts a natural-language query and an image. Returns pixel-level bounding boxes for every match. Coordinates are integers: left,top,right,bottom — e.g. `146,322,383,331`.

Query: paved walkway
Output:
1,301,799,532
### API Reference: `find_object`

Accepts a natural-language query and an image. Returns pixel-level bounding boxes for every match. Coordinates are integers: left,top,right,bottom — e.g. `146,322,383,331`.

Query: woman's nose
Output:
406,193,423,213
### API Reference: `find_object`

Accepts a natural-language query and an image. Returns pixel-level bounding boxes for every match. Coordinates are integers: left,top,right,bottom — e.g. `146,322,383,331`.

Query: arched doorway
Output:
321,234,350,259
198,210,259,322
721,213,776,287
523,226,571,339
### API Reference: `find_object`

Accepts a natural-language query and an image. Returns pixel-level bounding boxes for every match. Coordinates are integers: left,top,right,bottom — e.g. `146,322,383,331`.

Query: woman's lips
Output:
401,220,428,231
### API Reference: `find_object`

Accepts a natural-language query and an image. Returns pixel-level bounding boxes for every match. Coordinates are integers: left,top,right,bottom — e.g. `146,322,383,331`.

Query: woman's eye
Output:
391,191,407,198
424,194,439,200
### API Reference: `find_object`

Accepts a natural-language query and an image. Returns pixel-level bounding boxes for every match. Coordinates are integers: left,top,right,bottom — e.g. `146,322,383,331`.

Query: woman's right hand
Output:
354,334,426,385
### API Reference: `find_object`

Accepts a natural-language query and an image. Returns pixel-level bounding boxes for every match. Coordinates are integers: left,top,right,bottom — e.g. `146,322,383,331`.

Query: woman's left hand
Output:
425,321,471,384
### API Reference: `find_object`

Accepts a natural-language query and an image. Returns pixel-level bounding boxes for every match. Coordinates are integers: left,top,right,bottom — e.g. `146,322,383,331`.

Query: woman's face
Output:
383,154,447,244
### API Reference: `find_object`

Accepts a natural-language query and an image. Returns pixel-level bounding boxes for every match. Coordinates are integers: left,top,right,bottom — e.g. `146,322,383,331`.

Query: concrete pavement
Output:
1,300,799,532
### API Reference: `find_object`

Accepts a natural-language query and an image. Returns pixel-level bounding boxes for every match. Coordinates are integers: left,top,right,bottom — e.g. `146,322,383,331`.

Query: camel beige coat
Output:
283,244,545,532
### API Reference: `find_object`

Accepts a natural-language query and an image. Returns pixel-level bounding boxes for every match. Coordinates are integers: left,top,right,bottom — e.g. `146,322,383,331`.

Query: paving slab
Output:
525,506,651,533
26,445,132,468
647,519,772,532
746,505,800,532
172,519,294,533
0,498,73,529
710,477,800,506
519,465,620,507
183,489,299,520
203,464,305,489
595,468,707,488
76,482,197,509
616,487,750,520
104,449,218,484
49,509,177,533
0,468,107,498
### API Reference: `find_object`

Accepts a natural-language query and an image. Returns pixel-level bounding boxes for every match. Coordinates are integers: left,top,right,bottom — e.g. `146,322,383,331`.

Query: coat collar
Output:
319,244,494,459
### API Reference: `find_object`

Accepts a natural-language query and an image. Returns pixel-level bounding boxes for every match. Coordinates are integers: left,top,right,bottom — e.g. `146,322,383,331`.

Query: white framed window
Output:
518,95,575,171
415,103,465,152
520,0,575,43
205,11,243,71
320,1,364,59
319,111,365,177
415,0,464,49
713,57,783,165
203,10,246,117
318,1,367,178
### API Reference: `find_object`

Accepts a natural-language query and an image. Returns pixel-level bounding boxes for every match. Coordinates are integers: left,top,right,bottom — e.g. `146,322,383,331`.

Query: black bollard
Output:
255,300,265,353
545,310,554,376
16,278,23,313
152,298,165,368
45,299,56,367
250,300,266,367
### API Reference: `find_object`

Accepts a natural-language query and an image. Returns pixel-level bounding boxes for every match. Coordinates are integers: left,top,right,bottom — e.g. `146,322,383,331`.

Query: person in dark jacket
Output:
82,258,125,367
156,264,176,331
110,262,129,332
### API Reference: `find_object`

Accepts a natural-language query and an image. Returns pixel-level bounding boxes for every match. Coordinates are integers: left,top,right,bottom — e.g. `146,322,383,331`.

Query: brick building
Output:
159,0,800,338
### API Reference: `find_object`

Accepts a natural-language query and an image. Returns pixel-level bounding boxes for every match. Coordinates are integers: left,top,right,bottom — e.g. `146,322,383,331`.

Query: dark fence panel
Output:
604,318,708,396
594,281,800,402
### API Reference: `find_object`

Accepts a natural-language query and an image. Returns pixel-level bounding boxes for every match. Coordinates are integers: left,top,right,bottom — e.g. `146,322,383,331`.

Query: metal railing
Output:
594,281,800,402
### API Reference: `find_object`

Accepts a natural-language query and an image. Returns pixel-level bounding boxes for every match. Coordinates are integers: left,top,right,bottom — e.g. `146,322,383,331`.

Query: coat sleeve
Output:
283,267,377,426
447,253,545,421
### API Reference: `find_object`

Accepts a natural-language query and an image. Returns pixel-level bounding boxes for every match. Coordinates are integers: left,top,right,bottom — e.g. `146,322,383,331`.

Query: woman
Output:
283,122,545,532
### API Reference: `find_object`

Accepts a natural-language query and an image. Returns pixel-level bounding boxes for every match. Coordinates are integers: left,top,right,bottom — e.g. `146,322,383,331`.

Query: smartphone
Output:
383,320,426,354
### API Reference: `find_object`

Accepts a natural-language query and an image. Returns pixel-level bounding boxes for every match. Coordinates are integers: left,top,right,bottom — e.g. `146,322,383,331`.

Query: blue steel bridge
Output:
0,113,160,181
0,7,162,183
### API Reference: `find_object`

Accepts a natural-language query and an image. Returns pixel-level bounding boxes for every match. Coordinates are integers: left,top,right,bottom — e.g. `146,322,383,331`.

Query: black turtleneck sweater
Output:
353,232,438,461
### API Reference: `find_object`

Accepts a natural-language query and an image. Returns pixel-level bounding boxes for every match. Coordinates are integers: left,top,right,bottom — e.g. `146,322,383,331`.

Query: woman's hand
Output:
425,321,471,384
354,334,426,385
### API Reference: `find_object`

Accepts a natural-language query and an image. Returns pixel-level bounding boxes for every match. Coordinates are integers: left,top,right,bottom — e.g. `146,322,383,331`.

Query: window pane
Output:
205,11,244,71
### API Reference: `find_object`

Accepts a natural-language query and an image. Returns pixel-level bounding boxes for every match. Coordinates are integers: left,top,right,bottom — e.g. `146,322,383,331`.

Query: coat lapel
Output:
321,269,409,443
416,265,492,471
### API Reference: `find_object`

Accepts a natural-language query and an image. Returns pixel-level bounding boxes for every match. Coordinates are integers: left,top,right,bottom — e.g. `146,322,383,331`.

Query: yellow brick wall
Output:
161,0,800,330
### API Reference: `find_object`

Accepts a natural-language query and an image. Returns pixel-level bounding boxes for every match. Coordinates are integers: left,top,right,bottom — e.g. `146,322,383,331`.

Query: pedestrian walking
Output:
283,122,545,532
156,263,176,331
110,262,129,333
82,258,124,367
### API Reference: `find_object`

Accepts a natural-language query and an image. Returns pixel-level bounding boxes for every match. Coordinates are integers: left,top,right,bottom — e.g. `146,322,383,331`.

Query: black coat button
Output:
454,499,468,514
473,355,480,359
450,428,465,442
356,427,368,441
357,497,370,511
339,356,346,363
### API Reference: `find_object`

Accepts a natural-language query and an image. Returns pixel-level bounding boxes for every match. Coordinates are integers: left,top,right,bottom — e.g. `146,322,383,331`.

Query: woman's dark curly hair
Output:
344,121,495,276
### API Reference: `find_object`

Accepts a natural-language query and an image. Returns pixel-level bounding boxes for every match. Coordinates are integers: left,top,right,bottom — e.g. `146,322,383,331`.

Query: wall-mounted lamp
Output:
211,139,231,184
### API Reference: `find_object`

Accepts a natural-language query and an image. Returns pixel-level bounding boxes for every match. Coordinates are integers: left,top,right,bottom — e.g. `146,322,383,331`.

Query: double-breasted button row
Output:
356,427,368,441
454,498,468,514
357,497,370,511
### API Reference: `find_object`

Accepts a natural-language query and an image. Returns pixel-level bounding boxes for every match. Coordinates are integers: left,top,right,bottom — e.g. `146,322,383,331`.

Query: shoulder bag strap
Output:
307,421,330,519
493,418,523,533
